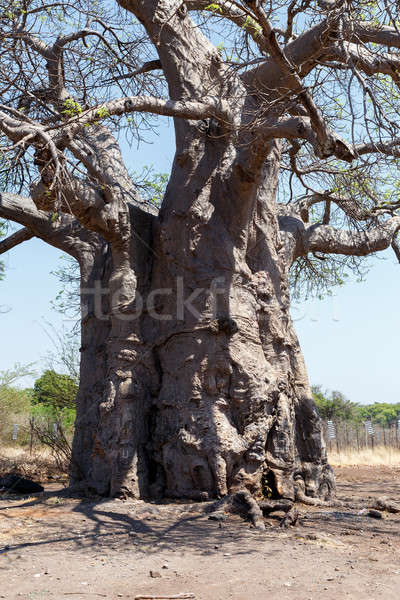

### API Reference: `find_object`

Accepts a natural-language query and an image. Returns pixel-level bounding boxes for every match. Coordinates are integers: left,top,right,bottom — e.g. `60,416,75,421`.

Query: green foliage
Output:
131,166,168,207
312,386,358,421
90,106,111,126
94,106,110,120
357,403,400,427
0,363,36,445
312,385,400,426
0,383,32,416
0,363,36,388
0,363,76,448
30,400,76,431
62,98,83,117
205,3,223,13
242,16,262,35
0,386,32,445
32,369,78,410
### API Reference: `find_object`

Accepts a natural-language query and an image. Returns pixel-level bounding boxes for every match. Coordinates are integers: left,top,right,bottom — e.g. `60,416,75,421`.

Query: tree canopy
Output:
32,369,78,409
313,385,400,426
0,0,400,273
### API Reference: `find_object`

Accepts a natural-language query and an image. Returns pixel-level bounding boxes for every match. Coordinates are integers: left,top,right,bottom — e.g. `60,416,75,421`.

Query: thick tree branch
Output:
118,0,226,101
0,227,34,255
392,237,400,263
57,96,232,138
260,117,355,162
7,29,52,59
242,16,341,90
297,192,375,221
304,217,400,256
322,42,400,80
351,21,400,50
0,193,55,230
0,192,96,260
244,3,356,162
185,0,269,54
67,126,158,217
355,137,400,158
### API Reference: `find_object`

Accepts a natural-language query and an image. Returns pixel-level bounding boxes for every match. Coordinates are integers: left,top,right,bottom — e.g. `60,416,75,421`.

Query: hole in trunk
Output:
262,469,279,499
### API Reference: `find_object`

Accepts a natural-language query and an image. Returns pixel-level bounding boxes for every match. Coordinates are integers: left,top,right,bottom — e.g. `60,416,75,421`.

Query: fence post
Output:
29,417,34,455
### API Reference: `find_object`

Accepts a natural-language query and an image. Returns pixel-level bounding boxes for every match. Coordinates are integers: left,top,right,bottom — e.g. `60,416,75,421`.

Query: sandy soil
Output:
1,465,400,600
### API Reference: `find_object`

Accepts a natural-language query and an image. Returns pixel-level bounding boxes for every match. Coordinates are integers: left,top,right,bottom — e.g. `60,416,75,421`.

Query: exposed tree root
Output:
206,484,400,535
280,507,299,529
207,492,302,529
373,497,400,514
230,490,266,530
295,489,334,506
258,499,294,514
295,490,400,516
294,478,343,507
207,491,265,529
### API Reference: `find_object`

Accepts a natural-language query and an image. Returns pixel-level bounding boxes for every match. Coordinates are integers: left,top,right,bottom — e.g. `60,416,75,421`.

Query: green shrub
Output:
32,369,78,410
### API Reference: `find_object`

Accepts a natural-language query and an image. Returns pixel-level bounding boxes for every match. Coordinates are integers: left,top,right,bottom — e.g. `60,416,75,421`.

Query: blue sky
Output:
1,118,399,405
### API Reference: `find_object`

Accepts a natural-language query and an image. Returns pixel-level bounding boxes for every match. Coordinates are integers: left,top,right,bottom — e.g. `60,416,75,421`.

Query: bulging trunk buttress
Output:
70,143,335,503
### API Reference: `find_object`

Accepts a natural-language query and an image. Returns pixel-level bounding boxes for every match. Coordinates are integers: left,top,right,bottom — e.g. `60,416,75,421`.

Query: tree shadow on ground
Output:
1,482,400,559
0,486,266,557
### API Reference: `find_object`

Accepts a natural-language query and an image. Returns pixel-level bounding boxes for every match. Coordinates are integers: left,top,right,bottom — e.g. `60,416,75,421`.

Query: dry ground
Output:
0,465,400,600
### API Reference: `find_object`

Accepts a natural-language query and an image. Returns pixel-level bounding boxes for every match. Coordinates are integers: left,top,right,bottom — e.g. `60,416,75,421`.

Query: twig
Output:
134,595,196,600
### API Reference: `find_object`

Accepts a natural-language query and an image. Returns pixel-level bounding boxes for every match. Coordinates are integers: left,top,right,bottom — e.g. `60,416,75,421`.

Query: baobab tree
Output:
1,0,400,508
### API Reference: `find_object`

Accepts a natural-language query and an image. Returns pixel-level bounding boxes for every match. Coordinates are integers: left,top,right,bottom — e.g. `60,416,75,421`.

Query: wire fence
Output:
4,417,400,457
322,419,400,453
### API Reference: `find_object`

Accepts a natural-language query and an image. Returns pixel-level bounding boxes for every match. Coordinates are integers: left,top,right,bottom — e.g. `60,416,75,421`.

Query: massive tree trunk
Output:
69,137,335,503
15,0,400,505
1,0,400,508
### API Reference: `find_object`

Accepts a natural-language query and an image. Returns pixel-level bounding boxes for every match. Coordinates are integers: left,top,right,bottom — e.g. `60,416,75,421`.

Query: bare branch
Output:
351,21,400,50
355,137,400,158
242,16,341,88
0,192,94,259
102,59,162,83
260,117,355,162
185,0,269,54
7,29,52,59
304,217,400,256
297,192,375,221
55,95,233,142
240,4,356,162
0,227,34,256
392,237,400,263
322,42,400,80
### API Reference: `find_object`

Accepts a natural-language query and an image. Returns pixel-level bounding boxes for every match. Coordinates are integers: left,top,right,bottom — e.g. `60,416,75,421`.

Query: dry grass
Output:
328,446,400,466
0,445,66,482
3,445,400,486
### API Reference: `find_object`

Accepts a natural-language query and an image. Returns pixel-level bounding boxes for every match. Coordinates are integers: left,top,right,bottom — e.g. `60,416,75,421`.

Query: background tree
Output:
312,386,358,422
0,363,35,444
32,369,78,410
357,402,400,427
1,0,400,505
313,386,400,427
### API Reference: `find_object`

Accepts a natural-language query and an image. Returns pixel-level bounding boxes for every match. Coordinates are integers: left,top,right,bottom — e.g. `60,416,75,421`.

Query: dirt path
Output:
1,465,400,600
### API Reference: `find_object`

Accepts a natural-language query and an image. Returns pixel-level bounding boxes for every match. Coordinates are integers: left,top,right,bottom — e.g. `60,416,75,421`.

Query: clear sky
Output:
1,118,399,405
